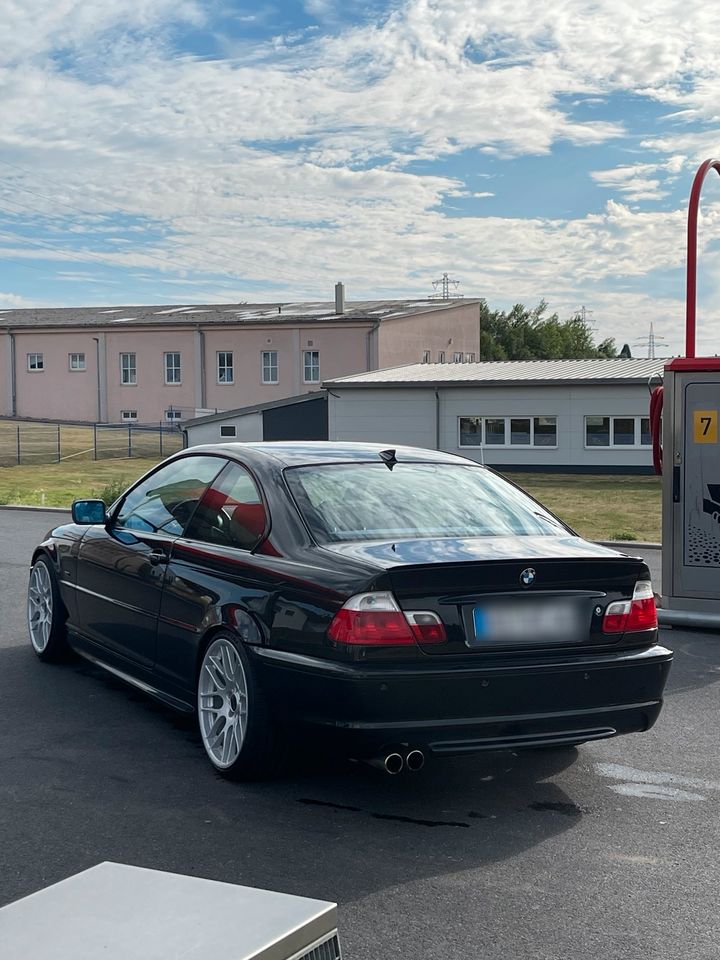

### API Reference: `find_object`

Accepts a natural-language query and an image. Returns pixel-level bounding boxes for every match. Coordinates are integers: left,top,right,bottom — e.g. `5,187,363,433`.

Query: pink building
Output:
0,295,482,424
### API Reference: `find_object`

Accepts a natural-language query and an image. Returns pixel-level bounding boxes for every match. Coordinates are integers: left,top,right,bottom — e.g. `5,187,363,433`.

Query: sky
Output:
2,0,720,354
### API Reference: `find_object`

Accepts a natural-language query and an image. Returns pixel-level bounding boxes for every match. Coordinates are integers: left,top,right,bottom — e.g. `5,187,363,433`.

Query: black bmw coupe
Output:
28,442,672,779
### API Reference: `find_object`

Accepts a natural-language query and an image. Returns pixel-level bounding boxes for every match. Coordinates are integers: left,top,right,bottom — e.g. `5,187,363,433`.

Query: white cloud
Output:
1,0,720,352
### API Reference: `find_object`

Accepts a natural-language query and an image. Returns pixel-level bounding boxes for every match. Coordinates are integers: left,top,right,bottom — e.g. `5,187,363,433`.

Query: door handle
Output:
149,548,168,566
672,465,681,503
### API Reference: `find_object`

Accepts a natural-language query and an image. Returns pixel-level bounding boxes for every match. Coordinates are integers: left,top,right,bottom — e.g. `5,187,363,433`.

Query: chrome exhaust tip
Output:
405,749,425,772
384,752,404,775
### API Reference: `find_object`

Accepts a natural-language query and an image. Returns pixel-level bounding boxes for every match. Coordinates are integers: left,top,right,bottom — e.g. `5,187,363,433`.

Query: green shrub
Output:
91,477,130,506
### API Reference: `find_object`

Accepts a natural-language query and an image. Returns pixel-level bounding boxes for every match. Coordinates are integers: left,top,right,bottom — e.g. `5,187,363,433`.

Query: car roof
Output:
183,440,476,468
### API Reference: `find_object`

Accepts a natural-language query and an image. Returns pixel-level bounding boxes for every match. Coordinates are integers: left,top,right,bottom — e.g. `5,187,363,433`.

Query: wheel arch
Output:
194,610,264,683
30,545,59,570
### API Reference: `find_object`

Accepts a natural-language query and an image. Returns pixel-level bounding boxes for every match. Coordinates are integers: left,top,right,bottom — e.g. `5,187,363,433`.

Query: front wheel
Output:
27,556,69,662
197,632,283,780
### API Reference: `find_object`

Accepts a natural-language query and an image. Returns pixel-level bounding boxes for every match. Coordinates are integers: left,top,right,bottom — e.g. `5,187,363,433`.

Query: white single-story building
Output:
183,392,327,446
323,358,667,473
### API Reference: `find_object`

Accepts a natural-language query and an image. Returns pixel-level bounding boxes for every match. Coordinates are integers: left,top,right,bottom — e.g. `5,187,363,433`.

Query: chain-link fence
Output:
0,420,185,467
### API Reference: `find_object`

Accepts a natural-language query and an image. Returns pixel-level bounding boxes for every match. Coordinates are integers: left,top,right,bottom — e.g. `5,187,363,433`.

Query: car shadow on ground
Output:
0,643,598,911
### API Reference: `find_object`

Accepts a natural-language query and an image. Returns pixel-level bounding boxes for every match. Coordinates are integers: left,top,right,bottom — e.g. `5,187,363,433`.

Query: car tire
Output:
27,556,70,662
197,631,283,780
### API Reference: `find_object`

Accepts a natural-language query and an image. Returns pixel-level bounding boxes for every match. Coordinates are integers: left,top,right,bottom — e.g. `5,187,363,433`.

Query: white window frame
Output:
422,350,431,364
120,410,138,421
69,352,86,371
584,415,652,449
438,351,446,363
27,353,44,372
120,352,137,385
217,351,233,384
458,415,558,449
220,425,237,438
261,350,278,384
453,352,463,363
164,351,182,385
465,352,476,362
303,350,320,383
165,409,182,421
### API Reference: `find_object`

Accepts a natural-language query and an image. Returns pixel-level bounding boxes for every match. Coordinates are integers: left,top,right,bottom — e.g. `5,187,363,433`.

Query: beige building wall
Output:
105,328,198,423
0,301,483,423
378,302,481,368
203,324,370,412
12,330,102,421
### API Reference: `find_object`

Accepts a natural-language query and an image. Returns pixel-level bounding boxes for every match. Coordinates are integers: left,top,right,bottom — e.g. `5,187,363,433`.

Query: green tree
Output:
478,301,617,360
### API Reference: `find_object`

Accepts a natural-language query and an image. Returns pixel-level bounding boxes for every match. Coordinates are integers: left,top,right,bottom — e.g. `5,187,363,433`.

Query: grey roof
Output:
0,298,477,330
184,391,326,427
324,357,669,388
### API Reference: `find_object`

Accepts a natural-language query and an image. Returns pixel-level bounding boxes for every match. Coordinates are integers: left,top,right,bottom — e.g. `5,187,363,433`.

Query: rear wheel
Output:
27,556,69,662
197,632,282,780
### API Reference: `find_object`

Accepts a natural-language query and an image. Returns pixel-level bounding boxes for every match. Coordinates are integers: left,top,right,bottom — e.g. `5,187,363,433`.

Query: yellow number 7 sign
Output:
694,410,718,443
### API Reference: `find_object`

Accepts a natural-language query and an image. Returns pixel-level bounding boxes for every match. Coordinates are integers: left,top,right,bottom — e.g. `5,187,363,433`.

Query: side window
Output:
184,462,267,551
115,456,223,535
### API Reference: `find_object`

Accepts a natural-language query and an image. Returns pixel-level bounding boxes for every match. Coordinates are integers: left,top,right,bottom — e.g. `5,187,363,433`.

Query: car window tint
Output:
184,462,267,550
286,462,566,543
115,456,224,535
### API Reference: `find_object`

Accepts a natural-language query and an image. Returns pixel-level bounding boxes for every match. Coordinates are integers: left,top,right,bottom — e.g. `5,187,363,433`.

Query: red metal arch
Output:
685,158,720,358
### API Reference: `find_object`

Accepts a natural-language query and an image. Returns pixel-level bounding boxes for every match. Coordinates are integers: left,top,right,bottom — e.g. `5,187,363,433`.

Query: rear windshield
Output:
285,462,567,543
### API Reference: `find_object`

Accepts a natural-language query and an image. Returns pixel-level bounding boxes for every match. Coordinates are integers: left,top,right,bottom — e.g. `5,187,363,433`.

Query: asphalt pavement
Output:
1,511,718,959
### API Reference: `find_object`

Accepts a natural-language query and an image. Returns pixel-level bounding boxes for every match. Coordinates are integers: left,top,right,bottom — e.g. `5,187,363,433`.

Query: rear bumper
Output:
253,644,673,757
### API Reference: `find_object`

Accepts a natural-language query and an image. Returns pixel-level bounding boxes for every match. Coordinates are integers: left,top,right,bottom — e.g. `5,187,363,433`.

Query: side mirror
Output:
71,499,107,525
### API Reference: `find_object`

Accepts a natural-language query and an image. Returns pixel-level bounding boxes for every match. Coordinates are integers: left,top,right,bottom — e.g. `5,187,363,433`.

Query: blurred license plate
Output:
471,600,583,645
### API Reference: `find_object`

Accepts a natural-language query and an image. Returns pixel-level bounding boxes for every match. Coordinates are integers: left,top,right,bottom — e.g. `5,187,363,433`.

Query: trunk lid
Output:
323,535,649,655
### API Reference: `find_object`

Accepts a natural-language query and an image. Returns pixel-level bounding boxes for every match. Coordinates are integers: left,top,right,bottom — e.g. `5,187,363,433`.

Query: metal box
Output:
0,862,341,960
661,358,720,626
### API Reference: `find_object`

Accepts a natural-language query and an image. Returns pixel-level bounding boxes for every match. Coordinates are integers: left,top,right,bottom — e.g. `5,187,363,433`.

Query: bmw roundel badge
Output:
520,567,536,587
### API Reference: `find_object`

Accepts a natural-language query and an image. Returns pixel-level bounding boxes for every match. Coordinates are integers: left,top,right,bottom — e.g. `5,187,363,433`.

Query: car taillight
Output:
602,580,658,634
328,592,447,646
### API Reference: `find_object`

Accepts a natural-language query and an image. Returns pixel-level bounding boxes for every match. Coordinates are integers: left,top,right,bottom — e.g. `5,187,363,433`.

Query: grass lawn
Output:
0,458,160,507
0,457,662,543
505,472,661,543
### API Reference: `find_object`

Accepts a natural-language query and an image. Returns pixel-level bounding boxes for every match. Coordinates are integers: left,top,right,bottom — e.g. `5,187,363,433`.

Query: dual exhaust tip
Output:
367,748,425,774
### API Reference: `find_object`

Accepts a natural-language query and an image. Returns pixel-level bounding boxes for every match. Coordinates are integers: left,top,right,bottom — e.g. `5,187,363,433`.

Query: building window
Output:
465,352,476,362
303,350,320,383
121,410,138,421
217,351,233,384
640,417,652,446
220,425,237,438
585,415,652,448
120,352,137,385
459,416,558,448
164,352,181,384
165,409,182,421
453,352,463,363
262,350,278,384
485,418,505,444
69,352,86,371
438,351,445,363
422,350,431,363
27,353,44,371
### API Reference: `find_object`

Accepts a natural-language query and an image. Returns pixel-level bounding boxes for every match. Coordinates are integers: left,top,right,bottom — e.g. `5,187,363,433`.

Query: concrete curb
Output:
0,504,70,514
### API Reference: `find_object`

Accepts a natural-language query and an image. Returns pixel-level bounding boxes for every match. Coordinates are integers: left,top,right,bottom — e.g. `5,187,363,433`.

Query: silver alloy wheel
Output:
28,562,53,654
198,637,249,769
